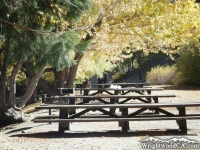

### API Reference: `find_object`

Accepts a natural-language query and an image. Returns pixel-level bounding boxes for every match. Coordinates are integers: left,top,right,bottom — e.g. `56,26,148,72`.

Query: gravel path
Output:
1,87,200,150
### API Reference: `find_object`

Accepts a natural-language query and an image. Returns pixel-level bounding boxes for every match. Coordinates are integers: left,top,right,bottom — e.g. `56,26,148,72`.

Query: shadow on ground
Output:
9,129,198,138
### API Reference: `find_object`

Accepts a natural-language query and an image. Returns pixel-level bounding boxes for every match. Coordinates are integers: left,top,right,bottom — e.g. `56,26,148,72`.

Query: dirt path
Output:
1,88,200,150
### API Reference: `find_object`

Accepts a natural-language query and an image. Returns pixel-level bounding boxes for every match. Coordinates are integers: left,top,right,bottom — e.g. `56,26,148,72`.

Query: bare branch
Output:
0,17,45,34
65,0,84,13
73,24,91,31
73,0,121,32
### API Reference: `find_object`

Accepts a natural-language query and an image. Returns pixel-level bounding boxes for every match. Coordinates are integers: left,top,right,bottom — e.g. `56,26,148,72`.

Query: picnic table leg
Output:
42,94,46,103
147,90,151,95
58,108,69,134
69,98,76,115
110,98,115,113
121,108,129,133
42,94,53,124
98,85,103,94
83,90,89,103
110,90,119,113
114,90,119,103
146,90,151,103
176,107,187,133
153,97,159,114
80,89,82,95
49,108,51,124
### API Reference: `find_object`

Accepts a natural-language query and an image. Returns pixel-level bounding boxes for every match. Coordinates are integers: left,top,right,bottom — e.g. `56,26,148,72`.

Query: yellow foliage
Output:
81,0,200,59
31,0,200,77
76,50,112,80
42,72,55,83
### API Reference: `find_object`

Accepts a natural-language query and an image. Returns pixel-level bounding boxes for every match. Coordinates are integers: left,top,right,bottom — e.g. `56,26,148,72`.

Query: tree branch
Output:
65,0,84,13
44,67,55,73
0,17,44,33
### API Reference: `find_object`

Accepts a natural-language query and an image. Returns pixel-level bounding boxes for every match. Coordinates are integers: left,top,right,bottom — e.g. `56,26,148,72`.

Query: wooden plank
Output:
33,115,200,123
74,87,163,91
91,83,149,86
33,114,200,119
57,88,74,94
35,102,200,110
53,94,175,99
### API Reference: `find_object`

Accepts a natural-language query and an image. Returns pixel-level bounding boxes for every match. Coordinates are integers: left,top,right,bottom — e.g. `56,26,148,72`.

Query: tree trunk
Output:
16,65,45,108
25,88,39,106
138,51,142,81
8,57,25,108
131,57,134,75
24,75,39,106
55,69,66,88
0,24,11,112
0,75,7,112
38,78,54,94
66,54,83,88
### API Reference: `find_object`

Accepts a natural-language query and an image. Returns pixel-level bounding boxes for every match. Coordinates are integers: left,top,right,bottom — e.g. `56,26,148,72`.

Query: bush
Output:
112,72,125,82
146,65,176,85
173,40,200,85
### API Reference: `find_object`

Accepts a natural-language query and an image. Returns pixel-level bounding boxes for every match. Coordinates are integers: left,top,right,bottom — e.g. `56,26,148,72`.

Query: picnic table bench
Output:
33,94,200,134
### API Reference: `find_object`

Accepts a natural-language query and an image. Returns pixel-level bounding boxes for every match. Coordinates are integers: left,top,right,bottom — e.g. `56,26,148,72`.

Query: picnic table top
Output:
91,82,149,85
53,94,176,99
58,87,164,91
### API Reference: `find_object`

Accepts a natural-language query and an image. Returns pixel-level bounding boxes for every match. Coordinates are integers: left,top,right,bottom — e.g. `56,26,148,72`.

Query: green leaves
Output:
46,31,91,71
76,39,91,54
174,39,200,85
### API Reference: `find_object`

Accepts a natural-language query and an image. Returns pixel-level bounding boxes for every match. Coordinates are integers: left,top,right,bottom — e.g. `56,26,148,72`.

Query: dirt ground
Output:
1,86,200,150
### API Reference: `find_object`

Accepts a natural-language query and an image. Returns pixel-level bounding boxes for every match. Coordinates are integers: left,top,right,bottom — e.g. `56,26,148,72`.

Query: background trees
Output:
173,39,200,85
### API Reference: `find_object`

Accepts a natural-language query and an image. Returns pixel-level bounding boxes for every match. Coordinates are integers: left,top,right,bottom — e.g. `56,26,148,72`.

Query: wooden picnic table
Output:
56,87,164,111
34,94,200,134
57,87,163,96
34,94,184,134
90,82,149,88
75,82,149,89
52,94,173,104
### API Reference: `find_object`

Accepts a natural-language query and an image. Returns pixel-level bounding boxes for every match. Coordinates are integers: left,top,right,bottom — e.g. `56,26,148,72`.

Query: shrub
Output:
146,65,176,85
112,72,125,81
173,40,200,85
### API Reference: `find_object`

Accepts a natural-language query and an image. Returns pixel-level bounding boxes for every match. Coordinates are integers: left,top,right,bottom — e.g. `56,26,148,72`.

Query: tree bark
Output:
138,51,142,81
38,77,54,94
0,75,7,112
16,65,45,108
55,69,66,88
66,54,83,88
25,88,39,106
8,57,25,108
0,25,11,112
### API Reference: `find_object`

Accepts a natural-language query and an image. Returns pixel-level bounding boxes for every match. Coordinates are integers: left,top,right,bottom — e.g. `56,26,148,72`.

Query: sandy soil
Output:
1,86,200,150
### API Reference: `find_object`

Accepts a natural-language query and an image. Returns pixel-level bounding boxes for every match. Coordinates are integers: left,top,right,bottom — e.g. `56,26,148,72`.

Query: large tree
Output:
0,0,92,122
